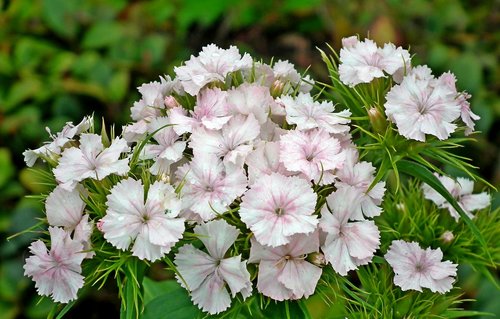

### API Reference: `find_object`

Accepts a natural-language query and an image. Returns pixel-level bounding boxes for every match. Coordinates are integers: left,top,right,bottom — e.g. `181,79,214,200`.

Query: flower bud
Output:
270,79,285,97
307,252,327,267
440,230,454,243
164,95,180,109
368,107,387,134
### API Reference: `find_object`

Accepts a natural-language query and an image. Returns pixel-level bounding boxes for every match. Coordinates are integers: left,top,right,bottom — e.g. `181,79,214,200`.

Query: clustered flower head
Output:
338,36,480,141
21,40,490,315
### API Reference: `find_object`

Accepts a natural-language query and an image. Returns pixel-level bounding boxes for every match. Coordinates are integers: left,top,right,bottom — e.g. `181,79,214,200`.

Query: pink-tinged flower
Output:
272,60,313,94
53,134,130,191
437,72,479,135
336,149,386,219
169,88,231,135
23,115,93,167
239,173,318,247
174,44,252,96
130,76,178,121
319,187,380,275
141,116,186,175
189,114,260,168
122,120,148,143
24,227,85,303
384,69,461,141
385,240,457,293
279,129,345,183
339,37,411,87
174,220,251,315
249,232,322,301
176,155,247,220
280,93,351,134
422,174,490,221
259,120,287,142
45,185,94,258
246,141,291,185
226,83,277,124
101,178,184,261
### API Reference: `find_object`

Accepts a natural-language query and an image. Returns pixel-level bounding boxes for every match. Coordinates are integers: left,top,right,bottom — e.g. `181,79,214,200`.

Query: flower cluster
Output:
338,37,479,141
21,40,491,316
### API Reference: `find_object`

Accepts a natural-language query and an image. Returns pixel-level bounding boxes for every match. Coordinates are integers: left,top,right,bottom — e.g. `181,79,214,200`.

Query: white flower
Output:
53,134,130,191
226,83,276,124
24,227,86,303
101,178,184,261
385,67,461,141
169,87,231,135
249,232,322,301
23,116,93,167
189,114,260,168
335,149,386,219
279,129,345,183
45,185,94,258
176,155,247,221
174,220,251,314
239,173,318,247
339,37,411,87
245,141,291,185
385,240,457,294
422,174,490,221
280,93,351,134
141,116,186,175
131,75,178,121
319,187,380,275
174,44,252,95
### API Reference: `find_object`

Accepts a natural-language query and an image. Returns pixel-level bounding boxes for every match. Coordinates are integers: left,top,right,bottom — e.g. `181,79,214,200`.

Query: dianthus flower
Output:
100,178,184,261
24,227,86,303
249,232,322,301
422,174,490,220
239,173,317,247
385,240,457,293
53,134,130,191
174,220,251,314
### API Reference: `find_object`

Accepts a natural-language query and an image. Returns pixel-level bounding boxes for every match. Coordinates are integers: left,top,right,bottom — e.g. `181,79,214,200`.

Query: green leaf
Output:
142,279,201,319
396,160,491,260
0,149,14,189
82,22,124,49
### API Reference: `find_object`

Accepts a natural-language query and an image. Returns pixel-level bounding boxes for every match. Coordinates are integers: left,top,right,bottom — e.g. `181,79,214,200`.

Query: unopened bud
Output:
270,80,285,97
164,95,180,109
97,219,105,232
368,107,387,134
440,231,454,243
307,252,327,267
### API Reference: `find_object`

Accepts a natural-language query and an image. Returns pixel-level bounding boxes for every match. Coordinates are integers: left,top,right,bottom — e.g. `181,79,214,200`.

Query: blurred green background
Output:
0,0,498,318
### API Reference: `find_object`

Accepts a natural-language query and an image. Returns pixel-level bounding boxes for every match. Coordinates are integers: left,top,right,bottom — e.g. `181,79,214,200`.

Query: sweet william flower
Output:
53,134,130,191
249,232,322,301
23,115,93,167
279,128,345,183
384,67,461,141
174,44,252,95
280,93,351,134
169,87,231,135
335,149,386,219
24,227,86,303
239,173,317,247
319,187,380,275
45,185,94,258
245,141,291,185
385,240,457,294
174,220,251,314
101,178,184,261
422,174,490,221
189,114,260,168
176,155,247,221
339,36,411,87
